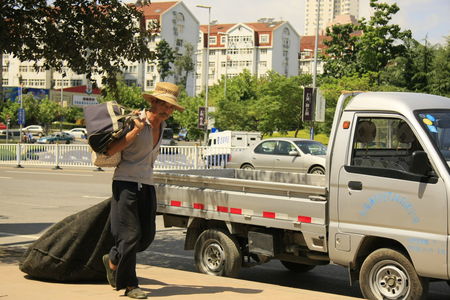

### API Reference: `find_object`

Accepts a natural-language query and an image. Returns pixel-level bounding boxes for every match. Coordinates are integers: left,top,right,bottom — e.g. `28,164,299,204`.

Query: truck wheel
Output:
309,166,325,175
359,248,428,300
241,163,254,170
194,229,242,278
280,260,315,272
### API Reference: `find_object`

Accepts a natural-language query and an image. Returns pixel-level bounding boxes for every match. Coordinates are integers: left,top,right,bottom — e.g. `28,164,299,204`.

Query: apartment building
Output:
304,0,359,36
1,1,199,105
298,35,330,75
196,19,300,94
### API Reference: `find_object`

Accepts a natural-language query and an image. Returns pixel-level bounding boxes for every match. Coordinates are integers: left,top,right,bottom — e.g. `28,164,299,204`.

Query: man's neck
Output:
147,111,163,129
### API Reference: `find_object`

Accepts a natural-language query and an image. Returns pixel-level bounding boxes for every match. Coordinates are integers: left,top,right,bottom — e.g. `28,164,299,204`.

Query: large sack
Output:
84,101,135,154
19,198,113,282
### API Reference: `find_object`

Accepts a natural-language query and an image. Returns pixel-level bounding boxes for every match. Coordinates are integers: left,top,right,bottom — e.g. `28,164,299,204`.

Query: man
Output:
102,82,184,299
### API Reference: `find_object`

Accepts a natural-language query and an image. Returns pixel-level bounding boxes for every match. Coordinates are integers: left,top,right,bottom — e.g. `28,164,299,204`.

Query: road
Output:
0,166,449,299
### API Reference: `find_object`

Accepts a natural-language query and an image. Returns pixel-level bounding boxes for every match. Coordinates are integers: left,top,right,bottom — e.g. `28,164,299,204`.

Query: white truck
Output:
204,130,261,167
154,92,450,300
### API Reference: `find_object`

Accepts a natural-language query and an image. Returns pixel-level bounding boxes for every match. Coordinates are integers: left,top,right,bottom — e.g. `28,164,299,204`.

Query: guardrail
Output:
0,143,247,170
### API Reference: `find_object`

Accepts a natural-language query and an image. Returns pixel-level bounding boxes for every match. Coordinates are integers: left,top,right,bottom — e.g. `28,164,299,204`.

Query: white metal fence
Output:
0,143,247,170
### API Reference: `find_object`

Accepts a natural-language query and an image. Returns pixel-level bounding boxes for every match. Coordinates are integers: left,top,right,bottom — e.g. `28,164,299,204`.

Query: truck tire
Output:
359,248,428,300
280,260,315,273
194,229,242,278
241,163,254,170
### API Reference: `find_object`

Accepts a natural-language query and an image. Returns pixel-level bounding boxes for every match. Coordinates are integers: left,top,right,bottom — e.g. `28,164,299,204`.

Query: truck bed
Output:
154,169,329,252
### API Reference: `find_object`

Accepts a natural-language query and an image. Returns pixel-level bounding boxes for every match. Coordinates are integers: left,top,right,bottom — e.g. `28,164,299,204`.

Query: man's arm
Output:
106,119,145,156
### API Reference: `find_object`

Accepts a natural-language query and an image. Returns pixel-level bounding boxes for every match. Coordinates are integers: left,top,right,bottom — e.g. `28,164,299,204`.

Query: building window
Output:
176,39,183,47
19,66,28,72
209,50,216,56
71,80,82,86
147,65,155,73
259,61,267,67
2,79,8,86
146,79,154,88
260,49,267,55
209,36,217,45
220,36,226,44
208,62,215,68
260,34,270,43
208,74,214,80
2,66,7,72
125,79,137,86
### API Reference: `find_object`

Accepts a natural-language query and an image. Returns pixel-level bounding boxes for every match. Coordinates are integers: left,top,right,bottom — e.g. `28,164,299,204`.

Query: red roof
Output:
136,1,178,20
200,22,283,34
300,35,330,52
57,85,102,95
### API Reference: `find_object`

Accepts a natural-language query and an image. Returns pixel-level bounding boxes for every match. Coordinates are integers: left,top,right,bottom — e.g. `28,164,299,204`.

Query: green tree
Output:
100,79,146,109
1,0,156,99
323,24,359,78
172,91,204,141
36,98,60,133
213,70,259,131
356,0,411,81
323,0,411,82
155,39,175,81
429,37,450,97
174,43,195,88
255,72,307,136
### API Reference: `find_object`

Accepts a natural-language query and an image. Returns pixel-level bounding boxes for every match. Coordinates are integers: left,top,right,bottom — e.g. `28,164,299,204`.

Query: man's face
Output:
151,99,176,120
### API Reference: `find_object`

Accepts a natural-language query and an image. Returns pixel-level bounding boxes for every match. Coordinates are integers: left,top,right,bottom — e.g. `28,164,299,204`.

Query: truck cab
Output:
327,92,450,299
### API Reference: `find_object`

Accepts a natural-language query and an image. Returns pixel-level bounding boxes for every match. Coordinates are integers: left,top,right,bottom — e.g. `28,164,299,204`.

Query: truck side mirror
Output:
410,151,433,176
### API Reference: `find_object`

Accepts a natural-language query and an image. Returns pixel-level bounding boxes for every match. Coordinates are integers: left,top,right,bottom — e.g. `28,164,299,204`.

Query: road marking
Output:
0,177,12,179
6,171,93,177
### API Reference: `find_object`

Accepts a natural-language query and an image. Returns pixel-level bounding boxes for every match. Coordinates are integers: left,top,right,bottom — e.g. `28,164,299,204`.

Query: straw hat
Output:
142,82,185,112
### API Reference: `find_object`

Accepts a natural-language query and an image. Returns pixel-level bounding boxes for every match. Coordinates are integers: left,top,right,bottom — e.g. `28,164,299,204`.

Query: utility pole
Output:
196,4,211,145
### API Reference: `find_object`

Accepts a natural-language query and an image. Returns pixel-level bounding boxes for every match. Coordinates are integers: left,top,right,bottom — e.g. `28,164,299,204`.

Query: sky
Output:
173,0,450,45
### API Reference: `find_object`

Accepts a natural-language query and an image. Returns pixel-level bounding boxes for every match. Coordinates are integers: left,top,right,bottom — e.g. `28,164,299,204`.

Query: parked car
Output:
37,132,74,144
0,122,6,130
177,128,188,141
227,138,327,174
22,125,44,137
64,128,87,139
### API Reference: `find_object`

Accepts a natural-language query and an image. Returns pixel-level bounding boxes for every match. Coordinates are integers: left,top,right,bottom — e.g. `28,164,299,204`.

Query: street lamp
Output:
196,4,211,145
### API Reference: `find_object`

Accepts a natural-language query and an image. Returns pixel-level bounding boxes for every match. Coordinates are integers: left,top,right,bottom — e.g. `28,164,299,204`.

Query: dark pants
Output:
109,180,157,290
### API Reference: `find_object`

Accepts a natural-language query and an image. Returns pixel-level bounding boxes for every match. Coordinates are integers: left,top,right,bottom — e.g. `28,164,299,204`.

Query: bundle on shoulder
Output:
83,101,136,167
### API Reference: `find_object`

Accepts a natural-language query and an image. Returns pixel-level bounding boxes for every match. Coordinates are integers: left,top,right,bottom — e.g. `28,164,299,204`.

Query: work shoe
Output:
102,254,116,288
125,287,147,299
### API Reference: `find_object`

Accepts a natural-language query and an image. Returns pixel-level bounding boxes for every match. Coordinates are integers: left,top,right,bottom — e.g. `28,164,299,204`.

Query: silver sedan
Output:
227,138,327,174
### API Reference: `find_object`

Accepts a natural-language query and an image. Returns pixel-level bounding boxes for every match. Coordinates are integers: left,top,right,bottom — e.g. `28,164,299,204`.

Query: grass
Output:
263,129,329,145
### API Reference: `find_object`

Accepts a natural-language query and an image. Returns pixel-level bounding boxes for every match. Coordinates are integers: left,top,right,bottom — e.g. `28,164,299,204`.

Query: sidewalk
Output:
0,263,362,300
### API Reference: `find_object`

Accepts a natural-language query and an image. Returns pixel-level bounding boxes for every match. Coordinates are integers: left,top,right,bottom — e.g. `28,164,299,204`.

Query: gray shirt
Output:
113,121,166,185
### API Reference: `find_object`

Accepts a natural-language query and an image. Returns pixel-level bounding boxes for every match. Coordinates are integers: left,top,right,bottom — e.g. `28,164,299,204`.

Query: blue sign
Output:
18,108,25,125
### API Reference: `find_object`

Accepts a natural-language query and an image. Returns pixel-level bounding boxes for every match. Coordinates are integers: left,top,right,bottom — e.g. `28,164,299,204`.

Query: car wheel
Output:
280,260,316,273
359,248,428,300
65,140,70,144
309,166,325,175
194,229,242,278
241,163,254,170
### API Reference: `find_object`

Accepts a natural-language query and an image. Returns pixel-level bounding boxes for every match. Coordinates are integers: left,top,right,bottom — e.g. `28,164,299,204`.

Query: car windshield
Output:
416,110,450,166
294,140,327,155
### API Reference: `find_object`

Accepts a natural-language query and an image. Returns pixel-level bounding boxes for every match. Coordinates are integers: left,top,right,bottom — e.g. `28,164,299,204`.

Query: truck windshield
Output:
416,110,450,164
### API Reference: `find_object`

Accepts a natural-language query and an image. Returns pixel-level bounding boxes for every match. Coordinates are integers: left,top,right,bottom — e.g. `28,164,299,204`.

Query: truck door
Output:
337,115,448,278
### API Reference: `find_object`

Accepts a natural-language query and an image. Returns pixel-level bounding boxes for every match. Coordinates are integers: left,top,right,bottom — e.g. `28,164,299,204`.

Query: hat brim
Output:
143,93,185,112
